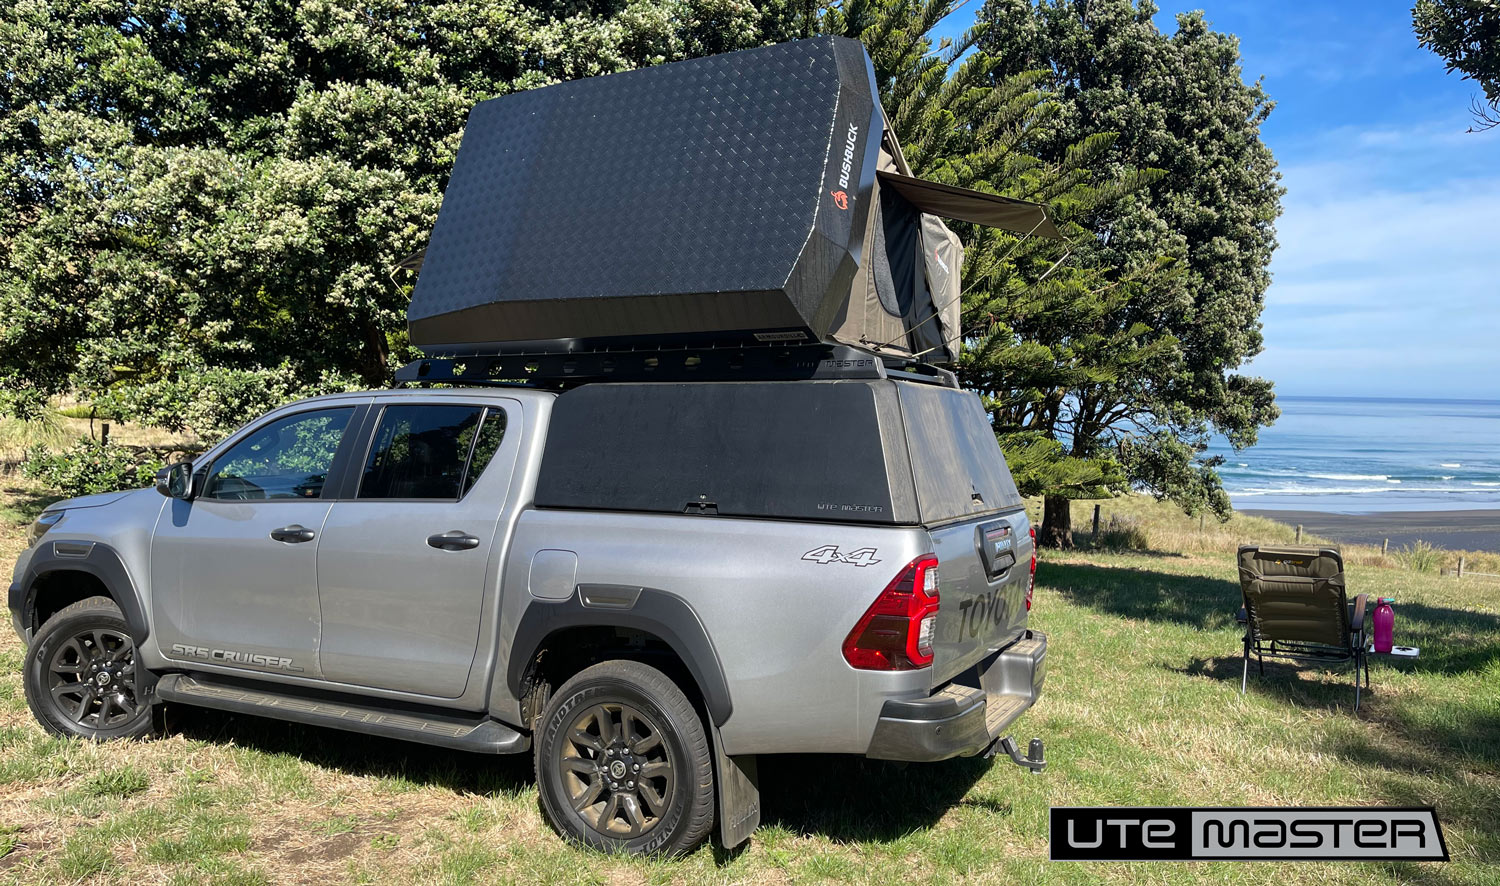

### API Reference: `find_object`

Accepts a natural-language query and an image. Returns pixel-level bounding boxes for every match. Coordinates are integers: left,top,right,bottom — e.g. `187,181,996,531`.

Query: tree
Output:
1414,0,1500,130
0,1,800,439
977,0,1282,546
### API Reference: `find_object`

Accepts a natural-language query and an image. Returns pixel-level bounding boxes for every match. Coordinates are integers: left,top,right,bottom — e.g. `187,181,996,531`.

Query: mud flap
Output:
711,725,760,849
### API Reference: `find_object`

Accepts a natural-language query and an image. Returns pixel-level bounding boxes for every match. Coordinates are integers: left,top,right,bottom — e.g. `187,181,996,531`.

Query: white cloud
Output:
1257,160,1500,397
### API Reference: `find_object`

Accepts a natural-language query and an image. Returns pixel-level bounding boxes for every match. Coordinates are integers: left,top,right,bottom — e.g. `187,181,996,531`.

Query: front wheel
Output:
534,660,715,856
23,596,156,741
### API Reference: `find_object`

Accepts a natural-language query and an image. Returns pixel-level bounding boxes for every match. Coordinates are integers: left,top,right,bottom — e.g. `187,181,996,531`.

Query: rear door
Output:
315,400,519,698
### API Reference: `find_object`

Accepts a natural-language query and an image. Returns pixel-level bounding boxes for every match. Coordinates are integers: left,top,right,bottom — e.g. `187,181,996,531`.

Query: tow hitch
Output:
992,735,1045,774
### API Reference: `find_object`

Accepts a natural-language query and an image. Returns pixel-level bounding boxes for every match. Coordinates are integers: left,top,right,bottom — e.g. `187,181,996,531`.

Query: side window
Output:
462,408,508,495
204,408,354,500
359,405,486,500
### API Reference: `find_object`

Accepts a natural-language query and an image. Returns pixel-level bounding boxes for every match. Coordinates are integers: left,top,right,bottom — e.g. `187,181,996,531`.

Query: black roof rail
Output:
392,343,958,390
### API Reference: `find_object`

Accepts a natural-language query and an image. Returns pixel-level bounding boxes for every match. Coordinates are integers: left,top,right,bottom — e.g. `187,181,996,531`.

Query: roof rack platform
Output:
393,343,958,390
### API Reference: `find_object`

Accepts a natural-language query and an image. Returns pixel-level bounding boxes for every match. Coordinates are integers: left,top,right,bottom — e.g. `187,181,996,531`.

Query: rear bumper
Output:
866,630,1046,762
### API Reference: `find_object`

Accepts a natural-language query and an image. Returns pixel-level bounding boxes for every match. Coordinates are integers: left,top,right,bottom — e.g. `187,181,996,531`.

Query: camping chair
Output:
1237,545,1370,710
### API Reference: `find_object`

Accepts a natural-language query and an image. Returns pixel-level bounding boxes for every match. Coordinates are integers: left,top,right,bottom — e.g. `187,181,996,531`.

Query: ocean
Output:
1209,396,1500,514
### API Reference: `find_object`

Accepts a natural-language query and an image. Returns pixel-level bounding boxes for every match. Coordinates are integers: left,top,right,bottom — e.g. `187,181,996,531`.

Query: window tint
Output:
360,405,484,500
462,409,508,495
205,408,353,500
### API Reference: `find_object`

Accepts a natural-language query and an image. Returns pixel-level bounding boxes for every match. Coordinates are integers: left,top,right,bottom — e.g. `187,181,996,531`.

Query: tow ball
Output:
992,735,1046,774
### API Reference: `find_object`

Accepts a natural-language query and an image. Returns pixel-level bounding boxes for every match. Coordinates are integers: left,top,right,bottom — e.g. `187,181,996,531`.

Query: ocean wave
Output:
1232,485,1492,496
1305,472,1391,481
1441,462,1462,468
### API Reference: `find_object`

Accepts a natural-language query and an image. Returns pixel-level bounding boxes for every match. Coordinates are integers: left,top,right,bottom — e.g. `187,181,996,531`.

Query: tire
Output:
534,660,715,857
23,596,156,741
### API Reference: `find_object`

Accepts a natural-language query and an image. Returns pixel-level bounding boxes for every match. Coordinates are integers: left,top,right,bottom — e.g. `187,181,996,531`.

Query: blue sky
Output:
937,2,1500,399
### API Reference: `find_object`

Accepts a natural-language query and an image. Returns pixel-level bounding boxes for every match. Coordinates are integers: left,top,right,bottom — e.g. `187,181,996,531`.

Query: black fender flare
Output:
507,587,732,726
16,541,149,645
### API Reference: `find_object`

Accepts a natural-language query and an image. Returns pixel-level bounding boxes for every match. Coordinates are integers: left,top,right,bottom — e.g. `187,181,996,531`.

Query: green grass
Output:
0,490,1495,883
84,765,151,798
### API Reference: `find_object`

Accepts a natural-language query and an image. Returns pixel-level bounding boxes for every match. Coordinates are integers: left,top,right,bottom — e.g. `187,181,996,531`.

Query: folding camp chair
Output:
1237,545,1370,710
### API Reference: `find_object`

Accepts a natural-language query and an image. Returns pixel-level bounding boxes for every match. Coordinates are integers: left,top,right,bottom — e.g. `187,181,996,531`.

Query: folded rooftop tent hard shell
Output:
406,36,1059,363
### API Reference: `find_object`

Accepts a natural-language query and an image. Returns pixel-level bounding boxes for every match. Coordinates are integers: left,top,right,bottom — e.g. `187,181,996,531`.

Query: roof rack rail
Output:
392,343,958,390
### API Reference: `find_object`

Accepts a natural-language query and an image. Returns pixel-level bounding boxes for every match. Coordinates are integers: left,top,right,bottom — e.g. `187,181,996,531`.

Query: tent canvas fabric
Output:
406,37,1058,364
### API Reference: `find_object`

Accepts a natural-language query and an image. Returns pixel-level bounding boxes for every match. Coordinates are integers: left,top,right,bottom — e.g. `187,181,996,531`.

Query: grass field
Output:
0,478,1495,884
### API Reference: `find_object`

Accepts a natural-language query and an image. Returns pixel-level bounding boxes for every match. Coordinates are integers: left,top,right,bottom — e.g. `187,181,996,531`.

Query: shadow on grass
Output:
1045,560,1240,630
1052,560,1500,676
164,706,990,848
1070,541,1187,560
0,485,63,525
165,705,535,796
1176,655,1369,716
756,754,991,843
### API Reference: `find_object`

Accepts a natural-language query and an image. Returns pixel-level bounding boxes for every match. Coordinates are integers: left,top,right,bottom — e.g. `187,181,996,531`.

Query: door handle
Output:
269,524,316,543
427,531,481,551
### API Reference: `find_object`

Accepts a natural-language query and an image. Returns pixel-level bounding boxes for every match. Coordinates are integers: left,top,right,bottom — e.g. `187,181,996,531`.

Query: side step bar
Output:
156,674,529,754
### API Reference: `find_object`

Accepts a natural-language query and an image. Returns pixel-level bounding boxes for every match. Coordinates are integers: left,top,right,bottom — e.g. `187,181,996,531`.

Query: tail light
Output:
842,554,940,670
1026,526,1037,611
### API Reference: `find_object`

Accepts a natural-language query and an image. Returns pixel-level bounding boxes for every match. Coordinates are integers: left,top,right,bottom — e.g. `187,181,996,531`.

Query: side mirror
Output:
157,461,197,500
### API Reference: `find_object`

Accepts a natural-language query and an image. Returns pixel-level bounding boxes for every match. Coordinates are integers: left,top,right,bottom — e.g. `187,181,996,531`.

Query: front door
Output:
316,401,517,698
151,405,362,679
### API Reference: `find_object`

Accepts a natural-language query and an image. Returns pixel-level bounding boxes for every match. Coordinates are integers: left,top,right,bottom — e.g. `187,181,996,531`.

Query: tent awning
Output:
876,171,1061,239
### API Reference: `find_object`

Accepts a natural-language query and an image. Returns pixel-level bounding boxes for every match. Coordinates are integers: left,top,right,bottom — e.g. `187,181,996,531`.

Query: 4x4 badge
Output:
802,546,881,567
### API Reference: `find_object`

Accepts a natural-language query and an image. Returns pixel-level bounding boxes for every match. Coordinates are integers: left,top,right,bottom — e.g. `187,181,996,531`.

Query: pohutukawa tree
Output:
1413,0,1500,130
976,0,1283,546
0,0,804,439
3,0,1280,546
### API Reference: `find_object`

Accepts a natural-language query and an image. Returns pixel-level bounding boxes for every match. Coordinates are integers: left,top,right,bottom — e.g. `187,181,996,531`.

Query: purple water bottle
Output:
1372,598,1395,654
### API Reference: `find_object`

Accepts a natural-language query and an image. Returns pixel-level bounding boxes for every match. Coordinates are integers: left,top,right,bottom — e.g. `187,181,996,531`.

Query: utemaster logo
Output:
1050,807,1448,862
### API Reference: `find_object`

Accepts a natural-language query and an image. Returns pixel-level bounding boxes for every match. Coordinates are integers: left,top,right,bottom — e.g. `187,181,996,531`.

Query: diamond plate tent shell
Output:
406,36,1057,362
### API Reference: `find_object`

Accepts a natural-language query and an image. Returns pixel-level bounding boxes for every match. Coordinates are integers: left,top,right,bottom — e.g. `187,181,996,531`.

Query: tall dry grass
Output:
1035,495,1500,577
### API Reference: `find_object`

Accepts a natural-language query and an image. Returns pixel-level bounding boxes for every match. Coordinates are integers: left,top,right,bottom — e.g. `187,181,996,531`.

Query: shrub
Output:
1398,540,1444,573
22,440,164,497
1094,515,1151,552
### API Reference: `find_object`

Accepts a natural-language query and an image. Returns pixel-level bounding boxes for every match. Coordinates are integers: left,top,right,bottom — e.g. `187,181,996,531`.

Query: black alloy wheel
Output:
535,660,715,856
558,701,675,837
23,596,156,740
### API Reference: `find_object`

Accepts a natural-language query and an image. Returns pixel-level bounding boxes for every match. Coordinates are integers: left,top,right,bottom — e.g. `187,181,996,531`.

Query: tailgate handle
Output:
977,520,1017,578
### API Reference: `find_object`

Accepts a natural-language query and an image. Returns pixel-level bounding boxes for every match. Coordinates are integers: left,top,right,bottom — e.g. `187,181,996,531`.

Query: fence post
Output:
1295,524,1302,543
101,422,110,446
1382,538,1389,556
1092,504,1101,537
1458,556,1465,579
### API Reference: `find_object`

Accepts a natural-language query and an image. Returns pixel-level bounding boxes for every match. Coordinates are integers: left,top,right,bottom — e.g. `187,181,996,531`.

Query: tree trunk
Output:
1039,494,1074,550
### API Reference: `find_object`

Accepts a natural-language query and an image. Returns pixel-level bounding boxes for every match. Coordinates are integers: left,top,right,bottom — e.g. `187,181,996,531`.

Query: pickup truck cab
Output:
10,374,1045,856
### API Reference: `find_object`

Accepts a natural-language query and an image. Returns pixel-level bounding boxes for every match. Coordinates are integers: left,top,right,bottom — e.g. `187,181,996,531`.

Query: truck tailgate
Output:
927,508,1033,685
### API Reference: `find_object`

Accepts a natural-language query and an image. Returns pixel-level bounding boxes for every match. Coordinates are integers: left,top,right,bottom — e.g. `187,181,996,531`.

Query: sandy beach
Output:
1241,508,1500,553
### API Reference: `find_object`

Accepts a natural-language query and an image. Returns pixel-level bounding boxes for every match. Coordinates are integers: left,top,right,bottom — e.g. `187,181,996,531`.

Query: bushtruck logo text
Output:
837,123,859,190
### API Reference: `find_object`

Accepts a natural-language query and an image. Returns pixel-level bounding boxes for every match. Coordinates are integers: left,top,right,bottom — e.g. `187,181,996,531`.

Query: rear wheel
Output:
23,596,156,741
534,660,714,856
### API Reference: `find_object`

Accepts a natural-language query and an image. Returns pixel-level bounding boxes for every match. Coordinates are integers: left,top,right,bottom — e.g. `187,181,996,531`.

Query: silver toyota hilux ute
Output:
10,379,1046,857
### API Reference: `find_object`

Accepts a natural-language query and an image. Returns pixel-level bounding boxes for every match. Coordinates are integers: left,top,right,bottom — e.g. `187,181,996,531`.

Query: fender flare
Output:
507,587,732,726
17,541,149,645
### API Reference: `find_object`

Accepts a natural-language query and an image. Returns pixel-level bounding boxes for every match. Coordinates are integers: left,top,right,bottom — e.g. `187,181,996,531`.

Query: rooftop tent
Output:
406,36,1059,363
